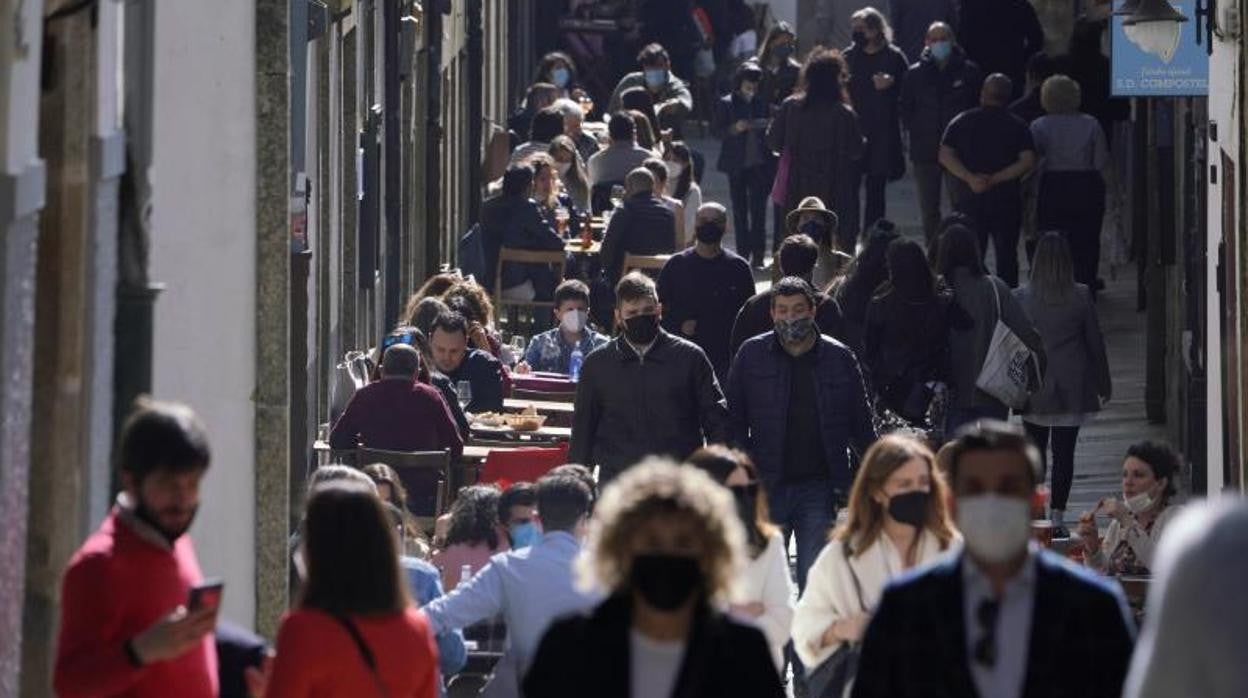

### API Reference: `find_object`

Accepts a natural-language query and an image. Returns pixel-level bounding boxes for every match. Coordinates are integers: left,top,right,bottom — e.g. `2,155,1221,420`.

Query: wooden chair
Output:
623,253,671,275
356,447,451,520
493,246,567,334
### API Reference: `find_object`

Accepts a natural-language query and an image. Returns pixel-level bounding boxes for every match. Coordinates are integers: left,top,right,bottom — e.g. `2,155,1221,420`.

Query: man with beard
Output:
54,398,219,698
569,272,730,484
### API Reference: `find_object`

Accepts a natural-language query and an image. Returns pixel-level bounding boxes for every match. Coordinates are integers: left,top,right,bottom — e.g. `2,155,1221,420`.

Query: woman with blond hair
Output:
523,459,784,698
792,433,958,696
1030,73,1109,288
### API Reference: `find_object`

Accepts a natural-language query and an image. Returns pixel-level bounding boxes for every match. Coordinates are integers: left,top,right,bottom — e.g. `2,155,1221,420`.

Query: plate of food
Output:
503,405,547,432
473,412,508,427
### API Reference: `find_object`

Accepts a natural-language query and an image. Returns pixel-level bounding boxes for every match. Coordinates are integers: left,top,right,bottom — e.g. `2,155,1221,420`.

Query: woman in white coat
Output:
792,433,959,686
687,446,796,672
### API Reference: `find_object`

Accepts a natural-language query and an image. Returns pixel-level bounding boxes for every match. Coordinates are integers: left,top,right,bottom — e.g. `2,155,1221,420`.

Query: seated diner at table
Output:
1077,440,1184,576
430,484,511,592
429,311,506,414
516,279,609,375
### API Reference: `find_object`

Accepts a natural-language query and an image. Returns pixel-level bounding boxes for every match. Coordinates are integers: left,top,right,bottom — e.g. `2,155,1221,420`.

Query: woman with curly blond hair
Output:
523,459,784,698
792,433,959,693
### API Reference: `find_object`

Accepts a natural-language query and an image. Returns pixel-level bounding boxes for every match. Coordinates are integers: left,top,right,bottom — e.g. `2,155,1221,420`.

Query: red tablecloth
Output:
512,373,576,394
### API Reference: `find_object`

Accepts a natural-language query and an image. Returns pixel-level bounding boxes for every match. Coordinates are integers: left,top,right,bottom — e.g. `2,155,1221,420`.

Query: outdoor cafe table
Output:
512,372,578,395
565,239,601,256
468,423,572,444
503,397,576,417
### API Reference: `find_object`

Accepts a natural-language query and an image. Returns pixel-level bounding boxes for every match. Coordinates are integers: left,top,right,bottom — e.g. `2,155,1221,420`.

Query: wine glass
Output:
609,184,626,211
456,381,473,411
511,335,526,356
554,206,570,237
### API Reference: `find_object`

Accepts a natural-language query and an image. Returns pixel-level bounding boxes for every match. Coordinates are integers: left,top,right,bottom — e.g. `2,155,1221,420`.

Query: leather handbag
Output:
804,542,866,698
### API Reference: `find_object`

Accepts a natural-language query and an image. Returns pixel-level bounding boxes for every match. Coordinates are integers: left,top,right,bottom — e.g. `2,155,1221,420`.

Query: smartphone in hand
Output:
188,578,225,614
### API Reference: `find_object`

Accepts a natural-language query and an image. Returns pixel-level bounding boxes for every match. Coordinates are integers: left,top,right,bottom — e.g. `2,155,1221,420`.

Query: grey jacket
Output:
1014,283,1111,415
947,271,1045,409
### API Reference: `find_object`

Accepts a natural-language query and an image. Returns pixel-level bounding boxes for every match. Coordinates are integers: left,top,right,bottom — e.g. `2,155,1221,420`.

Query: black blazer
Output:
711,92,771,175
523,594,784,698
851,550,1135,698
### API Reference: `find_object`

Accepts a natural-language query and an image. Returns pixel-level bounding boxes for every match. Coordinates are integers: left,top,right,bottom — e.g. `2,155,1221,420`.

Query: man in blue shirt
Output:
423,473,599,698
516,279,609,375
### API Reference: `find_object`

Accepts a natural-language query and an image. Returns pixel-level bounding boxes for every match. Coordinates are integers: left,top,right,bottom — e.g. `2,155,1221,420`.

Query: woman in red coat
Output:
266,479,440,698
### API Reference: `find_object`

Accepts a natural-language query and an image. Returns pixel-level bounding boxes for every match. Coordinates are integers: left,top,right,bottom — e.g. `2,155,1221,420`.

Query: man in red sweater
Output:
54,398,220,698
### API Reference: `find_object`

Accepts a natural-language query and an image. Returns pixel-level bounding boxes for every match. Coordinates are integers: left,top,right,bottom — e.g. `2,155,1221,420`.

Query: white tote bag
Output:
975,281,1038,410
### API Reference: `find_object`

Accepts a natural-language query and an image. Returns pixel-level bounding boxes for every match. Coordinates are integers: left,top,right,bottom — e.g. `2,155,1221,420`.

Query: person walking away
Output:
890,0,956,69
731,234,848,357
844,8,910,233
936,224,1045,434
756,22,803,253
939,73,1036,287
768,48,865,251
713,61,774,268
851,421,1135,698
957,0,1044,99
726,277,877,591
1031,75,1109,290
263,480,439,698
569,273,730,484
54,399,219,698
833,219,901,357
899,22,984,246
793,435,958,695
864,238,953,427
686,446,796,673
1014,233,1111,537
523,460,785,698
424,473,601,698
657,203,757,382
1010,53,1057,259
641,158,686,243
1123,499,1248,698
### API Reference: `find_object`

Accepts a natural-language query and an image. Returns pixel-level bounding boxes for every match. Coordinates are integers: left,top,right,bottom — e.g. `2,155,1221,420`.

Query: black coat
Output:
599,192,678,284
568,331,729,482
844,44,910,179
523,594,784,698
479,193,564,291
863,289,953,412
899,47,983,162
958,0,1044,97
711,92,772,175
729,289,847,359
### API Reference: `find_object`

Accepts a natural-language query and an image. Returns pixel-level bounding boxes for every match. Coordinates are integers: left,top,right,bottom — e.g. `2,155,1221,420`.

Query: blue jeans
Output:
767,478,839,593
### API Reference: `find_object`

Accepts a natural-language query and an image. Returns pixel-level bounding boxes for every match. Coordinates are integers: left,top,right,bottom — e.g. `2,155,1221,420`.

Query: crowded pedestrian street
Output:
2,1,1246,697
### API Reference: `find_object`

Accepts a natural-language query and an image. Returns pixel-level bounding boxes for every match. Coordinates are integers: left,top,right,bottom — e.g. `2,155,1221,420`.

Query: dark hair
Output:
686,445,778,558
380,343,421,378
946,420,1043,487
502,164,535,197
430,311,469,339
637,43,669,66
1125,440,1182,500
936,224,985,278
538,51,577,85
778,233,820,277
411,272,462,306
298,480,411,616
885,238,936,301
529,107,566,143
361,463,409,512
117,397,212,482
1025,52,1056,82
733,60,764,90
444,484,502,549
498,482,538,523
620,88,659,137
667,141,695,199
535,474,592,532
627,109,657,151
837,228,898,316
799,48,850,109
982,73,1014,105
771,276,817,310
758,21,797,64
442,281,494,324
616,271,659,305
608,111,636,142
641,157,668,184
554,279,591,308
409,297,450,337
548,464,598,509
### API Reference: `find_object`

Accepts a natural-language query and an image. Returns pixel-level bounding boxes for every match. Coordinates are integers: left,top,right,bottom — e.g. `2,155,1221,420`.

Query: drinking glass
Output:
609,184,626,211
511,335,526,356
554,206,570,236
456,380,473,410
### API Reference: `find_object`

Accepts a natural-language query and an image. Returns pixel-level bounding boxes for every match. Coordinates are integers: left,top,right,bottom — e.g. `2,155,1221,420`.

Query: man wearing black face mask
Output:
656,203,756,382
570,273,730,484
726,277,876,592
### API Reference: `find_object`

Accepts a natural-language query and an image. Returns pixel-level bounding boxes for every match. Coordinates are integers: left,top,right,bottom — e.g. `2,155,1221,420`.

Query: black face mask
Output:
798,219,828,243
630,554,703,610
852,30,868,46
774,44,795,61
887,490,930,528
622,313,660,345
695,222,726,245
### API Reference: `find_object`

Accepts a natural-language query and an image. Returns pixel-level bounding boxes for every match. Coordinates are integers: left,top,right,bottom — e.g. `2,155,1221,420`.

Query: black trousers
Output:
953,184,1023,287
860,172,888,233
1023,422,1081,512
728,165,772,264
1038,171,1106,288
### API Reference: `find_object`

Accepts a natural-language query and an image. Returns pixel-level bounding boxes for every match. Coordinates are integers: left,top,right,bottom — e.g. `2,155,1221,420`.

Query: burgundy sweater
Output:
329,377,465,458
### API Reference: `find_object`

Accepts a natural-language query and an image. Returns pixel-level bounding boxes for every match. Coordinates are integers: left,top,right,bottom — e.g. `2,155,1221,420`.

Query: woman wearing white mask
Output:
792,434,958,693
548,136,591,211
662,141,702,244
1078,440,1183,576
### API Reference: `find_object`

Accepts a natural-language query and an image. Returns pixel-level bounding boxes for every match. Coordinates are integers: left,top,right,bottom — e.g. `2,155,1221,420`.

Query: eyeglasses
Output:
974,599,999,668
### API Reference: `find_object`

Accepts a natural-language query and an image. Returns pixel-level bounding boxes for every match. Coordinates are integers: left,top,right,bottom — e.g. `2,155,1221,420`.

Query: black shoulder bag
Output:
331,613,391,698
803,541,867,698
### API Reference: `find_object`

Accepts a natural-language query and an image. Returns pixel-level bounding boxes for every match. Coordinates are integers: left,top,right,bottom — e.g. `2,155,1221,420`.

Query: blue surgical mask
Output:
929,40,953,62
644,69,667,88
550,67,571,88
509,521,540,549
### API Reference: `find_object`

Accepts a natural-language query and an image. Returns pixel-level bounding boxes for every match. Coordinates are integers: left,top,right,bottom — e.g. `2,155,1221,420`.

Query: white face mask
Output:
1124,491,1153,513
561,309,586,334
956,494,1032,563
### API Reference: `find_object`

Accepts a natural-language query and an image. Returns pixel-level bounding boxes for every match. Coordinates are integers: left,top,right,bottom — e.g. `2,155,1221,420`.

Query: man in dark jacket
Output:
939,74,1036,287
899,22,983,246
730,233,845,358
891,0,957,69
726,277,876,590
712,61,773,268
958,0,1044,100
852,421,1135,698
570,272,730,483
599,168,678,284
429,311,505,414
657,203,756,382
479,164,566,301
1009,52,1056,125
